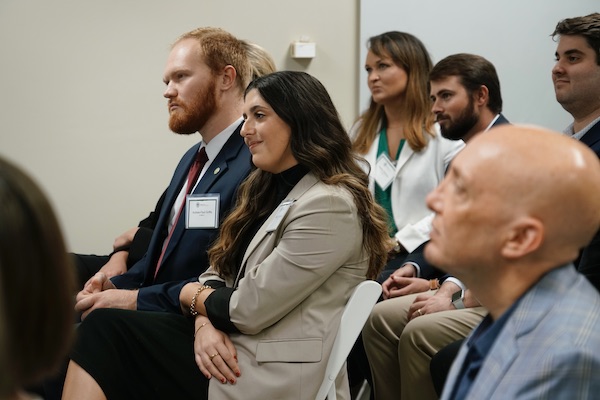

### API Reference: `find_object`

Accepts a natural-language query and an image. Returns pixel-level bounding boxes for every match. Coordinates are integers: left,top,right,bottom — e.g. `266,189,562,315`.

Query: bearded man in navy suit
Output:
75,28,253,316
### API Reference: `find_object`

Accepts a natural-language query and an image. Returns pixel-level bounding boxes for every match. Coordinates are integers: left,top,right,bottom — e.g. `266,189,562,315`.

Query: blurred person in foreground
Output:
0,156,76,400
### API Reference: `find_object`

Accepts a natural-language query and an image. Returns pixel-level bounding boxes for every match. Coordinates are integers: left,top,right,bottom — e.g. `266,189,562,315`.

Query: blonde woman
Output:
351,31,464,281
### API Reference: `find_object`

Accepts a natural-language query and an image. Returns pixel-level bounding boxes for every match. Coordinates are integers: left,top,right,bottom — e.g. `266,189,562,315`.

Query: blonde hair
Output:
353,31,435,154
241,41,277,80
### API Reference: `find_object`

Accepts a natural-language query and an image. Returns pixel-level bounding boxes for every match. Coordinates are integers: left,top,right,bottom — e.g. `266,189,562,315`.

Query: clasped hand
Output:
75,272,137,320
382,264,429,299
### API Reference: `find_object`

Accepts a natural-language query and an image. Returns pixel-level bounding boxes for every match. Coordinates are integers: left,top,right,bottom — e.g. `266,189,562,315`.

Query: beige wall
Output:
0,0,360,253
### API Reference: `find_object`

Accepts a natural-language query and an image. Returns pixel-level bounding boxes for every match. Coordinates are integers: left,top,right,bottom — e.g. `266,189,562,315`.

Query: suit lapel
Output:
234,173,319,287
581,120,600,152
364,134,379,193
395,139,414,173
465,320,519,399
493,113,510,127
195,123,245,194
161,124,245,267
148,143,200,265
163,145,200,222
467,267,571,398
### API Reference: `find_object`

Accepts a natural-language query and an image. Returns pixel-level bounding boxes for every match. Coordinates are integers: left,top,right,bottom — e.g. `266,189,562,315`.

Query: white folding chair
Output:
315,280,382,400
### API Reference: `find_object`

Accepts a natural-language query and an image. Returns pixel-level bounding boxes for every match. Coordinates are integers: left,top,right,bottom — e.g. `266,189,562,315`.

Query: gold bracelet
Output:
194,322,208,337
189,285,211,316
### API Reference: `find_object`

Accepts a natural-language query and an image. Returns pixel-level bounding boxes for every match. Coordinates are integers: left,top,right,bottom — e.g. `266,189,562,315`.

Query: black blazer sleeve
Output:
577,121,600,292
126,189,167,267
402,242,444,279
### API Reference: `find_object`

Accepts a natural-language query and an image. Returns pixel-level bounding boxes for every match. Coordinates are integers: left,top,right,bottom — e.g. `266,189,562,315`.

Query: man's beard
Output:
169,80,217,135
440,98,479,141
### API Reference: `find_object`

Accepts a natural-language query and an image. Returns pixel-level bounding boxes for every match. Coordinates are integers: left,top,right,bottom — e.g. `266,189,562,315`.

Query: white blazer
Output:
350,121,464,252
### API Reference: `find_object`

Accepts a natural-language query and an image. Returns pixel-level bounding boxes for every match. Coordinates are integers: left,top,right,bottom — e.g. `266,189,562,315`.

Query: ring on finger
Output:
416,309,422,316
209,353,219,361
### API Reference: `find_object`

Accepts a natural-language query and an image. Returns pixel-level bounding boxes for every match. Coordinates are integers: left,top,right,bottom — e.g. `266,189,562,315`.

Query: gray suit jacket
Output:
199,173,368,399
441,265,600,400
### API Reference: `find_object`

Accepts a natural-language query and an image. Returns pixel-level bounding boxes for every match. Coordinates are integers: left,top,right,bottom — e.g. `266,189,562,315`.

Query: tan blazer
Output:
199,173,367,399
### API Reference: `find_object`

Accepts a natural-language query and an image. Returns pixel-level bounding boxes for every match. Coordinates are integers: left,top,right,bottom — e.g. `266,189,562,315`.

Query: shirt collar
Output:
563,114,600,141
202,117,243,161
484,114,501,132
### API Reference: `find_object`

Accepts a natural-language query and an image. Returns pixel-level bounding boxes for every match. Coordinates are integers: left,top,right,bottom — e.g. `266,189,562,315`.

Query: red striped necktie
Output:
154,147,208,278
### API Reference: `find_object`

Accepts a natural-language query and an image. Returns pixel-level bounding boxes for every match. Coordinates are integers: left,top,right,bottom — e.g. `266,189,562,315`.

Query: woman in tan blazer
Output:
62,71,389,400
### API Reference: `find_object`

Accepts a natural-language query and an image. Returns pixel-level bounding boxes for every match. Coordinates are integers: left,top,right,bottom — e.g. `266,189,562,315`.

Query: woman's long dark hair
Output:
208,71,389,280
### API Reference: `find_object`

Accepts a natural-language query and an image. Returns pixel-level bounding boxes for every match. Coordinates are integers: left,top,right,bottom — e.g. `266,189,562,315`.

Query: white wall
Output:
0,0,359,253
359,0,598,130
2,1,596,253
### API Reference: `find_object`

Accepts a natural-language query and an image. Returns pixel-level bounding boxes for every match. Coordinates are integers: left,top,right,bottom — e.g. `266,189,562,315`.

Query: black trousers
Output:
71,308,208,400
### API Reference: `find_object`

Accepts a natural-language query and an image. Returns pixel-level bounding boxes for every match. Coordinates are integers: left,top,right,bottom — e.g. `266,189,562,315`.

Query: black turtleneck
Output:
205,163,309,333
234,163,309,271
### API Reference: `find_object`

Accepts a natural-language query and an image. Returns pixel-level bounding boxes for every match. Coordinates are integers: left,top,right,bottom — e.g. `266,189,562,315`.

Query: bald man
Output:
429,125,600,400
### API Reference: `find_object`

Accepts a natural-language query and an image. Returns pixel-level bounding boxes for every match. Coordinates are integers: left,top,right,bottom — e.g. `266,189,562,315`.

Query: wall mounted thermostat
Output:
290,36,316,59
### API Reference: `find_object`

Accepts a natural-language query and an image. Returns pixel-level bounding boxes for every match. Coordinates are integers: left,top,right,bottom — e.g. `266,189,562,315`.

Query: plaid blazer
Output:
441,265,600,400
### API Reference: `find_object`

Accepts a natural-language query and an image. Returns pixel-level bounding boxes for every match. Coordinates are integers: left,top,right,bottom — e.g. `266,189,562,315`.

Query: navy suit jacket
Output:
111,123,252,313
405,114,510,278
577,119,600,291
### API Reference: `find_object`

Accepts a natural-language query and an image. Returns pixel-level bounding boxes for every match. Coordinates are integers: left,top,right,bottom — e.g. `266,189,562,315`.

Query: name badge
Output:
374,153,396,190
186,194,220,229
265,199,295,232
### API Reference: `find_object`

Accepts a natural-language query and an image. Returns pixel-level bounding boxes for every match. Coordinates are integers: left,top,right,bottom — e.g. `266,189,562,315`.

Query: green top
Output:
374,127,405,236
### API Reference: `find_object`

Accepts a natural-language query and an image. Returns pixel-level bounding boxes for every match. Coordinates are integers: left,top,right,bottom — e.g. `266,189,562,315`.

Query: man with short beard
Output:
362,54,509,400
377,53,509,302
32,28,259,400
430,53,509,143
70,40,277,291
75,27,253,317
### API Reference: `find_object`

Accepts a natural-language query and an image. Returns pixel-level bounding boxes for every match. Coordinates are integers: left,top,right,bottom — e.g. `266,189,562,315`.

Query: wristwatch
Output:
451,289,465,309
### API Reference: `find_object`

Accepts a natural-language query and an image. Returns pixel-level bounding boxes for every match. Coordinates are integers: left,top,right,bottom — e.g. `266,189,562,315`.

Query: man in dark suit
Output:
381,53,509,296
32,27,255,400
552,12,600,290
70,40,277,290
74,27,253,316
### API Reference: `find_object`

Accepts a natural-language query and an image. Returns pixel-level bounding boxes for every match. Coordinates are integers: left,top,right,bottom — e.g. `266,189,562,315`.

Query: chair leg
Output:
356,380,370,400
